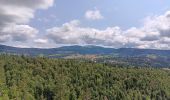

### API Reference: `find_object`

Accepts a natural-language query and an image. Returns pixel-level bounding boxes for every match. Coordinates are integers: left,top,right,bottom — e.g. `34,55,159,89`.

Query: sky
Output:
1,0,170,49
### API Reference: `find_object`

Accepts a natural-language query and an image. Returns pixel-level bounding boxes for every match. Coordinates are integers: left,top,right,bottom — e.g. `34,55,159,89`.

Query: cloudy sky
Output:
1,0,170,49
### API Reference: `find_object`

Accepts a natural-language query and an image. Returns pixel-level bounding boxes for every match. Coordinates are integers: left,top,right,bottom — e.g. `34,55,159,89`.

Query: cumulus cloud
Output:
2,25,38,42
46,10,170,49
1,0,170,49
85,9,104,20
0,0,54,43
0,0,53,9
34,39,48,44
47,20,127,48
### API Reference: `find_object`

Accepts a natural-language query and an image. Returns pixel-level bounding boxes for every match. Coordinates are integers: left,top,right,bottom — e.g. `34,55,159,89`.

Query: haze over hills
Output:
1,44,170,68
1,44,170,56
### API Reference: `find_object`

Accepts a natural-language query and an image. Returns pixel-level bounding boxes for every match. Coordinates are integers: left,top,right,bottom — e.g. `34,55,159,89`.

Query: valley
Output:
1,45,170,68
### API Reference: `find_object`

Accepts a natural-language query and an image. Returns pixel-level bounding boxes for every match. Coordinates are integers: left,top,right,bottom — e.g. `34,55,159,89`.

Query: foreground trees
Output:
0,54,170,100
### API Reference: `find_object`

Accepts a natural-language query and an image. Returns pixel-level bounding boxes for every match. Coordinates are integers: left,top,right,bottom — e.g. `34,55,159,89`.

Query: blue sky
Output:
31,0,170,29
1,0,170,49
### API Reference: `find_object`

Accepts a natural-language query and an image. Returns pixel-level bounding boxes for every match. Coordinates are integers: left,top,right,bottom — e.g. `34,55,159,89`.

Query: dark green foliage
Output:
0,54,170,100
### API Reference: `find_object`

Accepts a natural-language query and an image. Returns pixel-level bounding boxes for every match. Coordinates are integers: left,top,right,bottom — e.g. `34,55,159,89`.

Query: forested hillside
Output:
1,44,170,57
0,55,170,100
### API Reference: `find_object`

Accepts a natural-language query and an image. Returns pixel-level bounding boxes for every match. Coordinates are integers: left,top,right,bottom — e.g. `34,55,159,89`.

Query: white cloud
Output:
34,39,48,44
0,35,10,42
0,0,54,9
46,10,170,49
14,45,31,48
1,0,170,49
0,0,54,43
2,25,38,42
46,20,127,48
85,9,104,20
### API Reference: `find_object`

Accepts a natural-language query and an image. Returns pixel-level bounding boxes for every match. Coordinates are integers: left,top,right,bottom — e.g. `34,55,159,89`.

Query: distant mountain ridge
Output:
1,44,170,67
1,44,170,57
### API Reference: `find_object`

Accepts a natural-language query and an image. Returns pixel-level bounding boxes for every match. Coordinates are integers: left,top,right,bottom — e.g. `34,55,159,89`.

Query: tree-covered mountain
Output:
0,55,170,100
1,44,170,68
1,44,170,57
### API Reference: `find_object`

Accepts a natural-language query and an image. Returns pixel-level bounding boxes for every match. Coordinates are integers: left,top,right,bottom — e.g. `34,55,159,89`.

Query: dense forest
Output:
0,54,170,100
